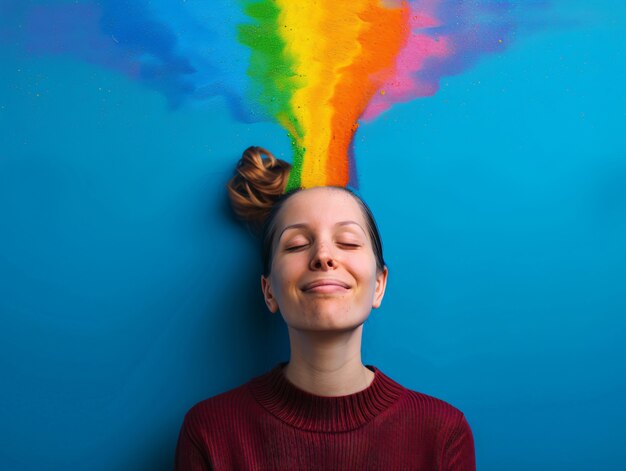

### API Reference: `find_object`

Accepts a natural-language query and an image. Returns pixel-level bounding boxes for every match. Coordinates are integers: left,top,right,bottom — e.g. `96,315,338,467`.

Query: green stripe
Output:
238,1,305,191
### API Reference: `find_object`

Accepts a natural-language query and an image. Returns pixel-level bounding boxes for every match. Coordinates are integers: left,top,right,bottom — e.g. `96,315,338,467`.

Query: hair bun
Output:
226,146,291,230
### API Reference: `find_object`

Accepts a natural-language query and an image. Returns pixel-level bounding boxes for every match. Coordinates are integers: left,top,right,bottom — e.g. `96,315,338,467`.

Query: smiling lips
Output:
302,279,351,293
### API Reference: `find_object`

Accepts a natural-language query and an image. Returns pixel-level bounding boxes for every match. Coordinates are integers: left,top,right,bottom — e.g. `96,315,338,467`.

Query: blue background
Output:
1,1,625,470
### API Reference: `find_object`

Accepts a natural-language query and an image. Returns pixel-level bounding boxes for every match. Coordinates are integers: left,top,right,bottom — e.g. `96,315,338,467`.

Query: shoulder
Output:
398,389,475,468
402,387,474,451
180,380,257,438
381,373,471,440
371,370,475,466
174,381,261,469
395,386,474,453
370,367,470,430
188,381,251,413
401,388,467,425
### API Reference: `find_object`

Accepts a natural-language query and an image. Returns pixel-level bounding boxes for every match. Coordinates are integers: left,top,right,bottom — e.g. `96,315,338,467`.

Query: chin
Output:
290,309,371,332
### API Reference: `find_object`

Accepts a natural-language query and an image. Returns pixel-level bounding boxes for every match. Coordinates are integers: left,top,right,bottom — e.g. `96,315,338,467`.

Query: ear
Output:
372,266,388,309
261,274,279,313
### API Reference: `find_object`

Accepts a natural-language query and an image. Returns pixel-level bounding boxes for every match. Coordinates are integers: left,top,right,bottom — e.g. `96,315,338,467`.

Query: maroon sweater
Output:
174,362,475,470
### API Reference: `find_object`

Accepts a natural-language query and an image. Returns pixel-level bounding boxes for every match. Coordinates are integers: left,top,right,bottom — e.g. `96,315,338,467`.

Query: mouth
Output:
302,279,351,293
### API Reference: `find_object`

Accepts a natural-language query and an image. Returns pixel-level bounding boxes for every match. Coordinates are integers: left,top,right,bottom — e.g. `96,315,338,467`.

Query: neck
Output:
283,324,375,396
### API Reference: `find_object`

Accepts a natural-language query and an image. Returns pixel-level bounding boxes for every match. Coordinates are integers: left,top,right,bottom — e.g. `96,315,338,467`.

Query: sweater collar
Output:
248,361,406,433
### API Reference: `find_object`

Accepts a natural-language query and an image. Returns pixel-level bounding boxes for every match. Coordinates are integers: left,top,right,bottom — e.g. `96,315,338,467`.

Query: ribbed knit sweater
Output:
174,361,475,470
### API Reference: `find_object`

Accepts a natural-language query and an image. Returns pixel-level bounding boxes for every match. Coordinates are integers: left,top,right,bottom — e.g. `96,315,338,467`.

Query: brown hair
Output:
226,146,292,231
226,146,387,277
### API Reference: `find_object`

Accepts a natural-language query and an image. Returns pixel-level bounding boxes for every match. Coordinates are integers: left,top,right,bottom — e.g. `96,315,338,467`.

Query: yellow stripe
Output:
277,0,370,187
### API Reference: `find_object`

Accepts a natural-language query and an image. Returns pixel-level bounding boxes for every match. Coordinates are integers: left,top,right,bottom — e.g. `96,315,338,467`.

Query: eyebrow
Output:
278,220,366,241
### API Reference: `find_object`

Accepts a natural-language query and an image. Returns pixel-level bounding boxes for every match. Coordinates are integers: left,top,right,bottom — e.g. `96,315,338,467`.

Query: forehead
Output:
277,187,366,228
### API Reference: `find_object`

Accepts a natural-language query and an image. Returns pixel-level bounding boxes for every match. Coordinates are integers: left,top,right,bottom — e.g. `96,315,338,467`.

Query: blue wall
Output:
1,1,625,469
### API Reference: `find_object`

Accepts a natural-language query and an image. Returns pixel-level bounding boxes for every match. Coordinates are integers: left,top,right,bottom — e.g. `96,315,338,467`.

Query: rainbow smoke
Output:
3,0,550,190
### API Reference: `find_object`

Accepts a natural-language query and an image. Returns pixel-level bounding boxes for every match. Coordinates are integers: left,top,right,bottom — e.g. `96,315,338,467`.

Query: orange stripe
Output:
326,2,410,186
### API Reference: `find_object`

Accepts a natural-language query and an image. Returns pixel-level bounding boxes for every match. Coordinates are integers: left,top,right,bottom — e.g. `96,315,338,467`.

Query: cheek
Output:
362,258,380,289
271,256,304,290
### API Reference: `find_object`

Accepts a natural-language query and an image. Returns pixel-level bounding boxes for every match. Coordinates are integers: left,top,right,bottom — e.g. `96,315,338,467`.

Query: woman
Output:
174,147,476,470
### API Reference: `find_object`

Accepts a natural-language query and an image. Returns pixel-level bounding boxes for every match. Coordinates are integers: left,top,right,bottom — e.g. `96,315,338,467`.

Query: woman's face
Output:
261,187,388,332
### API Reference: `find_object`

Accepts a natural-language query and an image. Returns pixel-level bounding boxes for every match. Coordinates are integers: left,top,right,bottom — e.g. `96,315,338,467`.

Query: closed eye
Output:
285,244,308,252
286,243,359,252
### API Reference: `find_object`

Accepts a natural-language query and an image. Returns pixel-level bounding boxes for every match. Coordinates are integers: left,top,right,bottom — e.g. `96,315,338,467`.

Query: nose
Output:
309,240,336,270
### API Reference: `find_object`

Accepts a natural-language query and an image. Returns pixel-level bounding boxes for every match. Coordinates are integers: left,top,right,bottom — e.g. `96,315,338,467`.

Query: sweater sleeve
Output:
173,413,212,471
440,413,476,471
